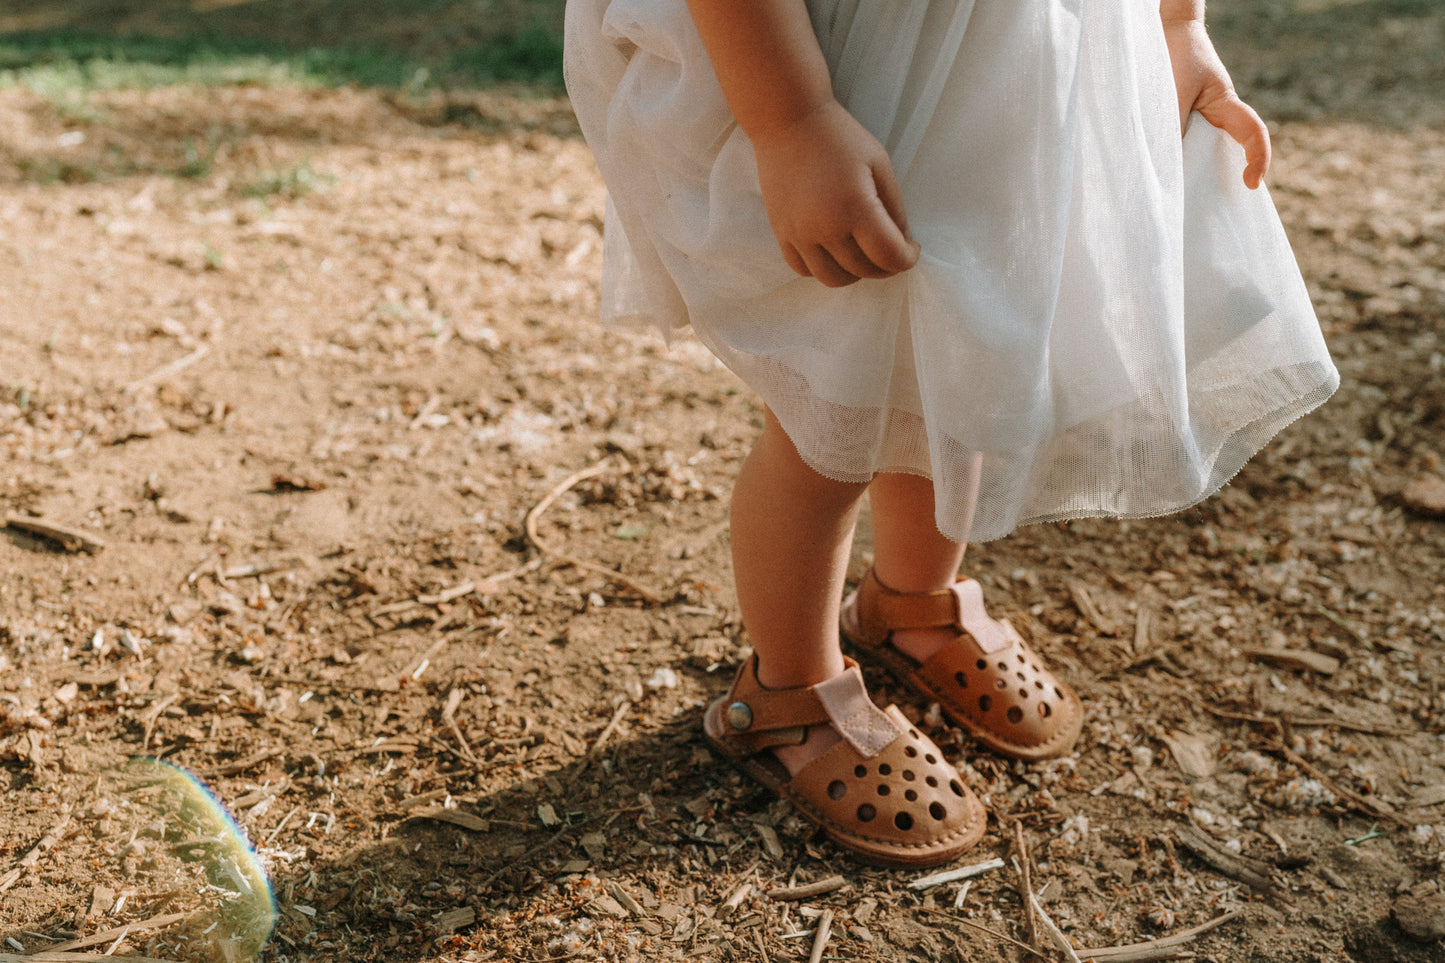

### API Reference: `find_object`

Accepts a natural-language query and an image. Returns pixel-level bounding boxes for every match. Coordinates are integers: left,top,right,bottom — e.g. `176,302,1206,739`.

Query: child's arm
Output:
685,0,919,287
1160,0,1271,188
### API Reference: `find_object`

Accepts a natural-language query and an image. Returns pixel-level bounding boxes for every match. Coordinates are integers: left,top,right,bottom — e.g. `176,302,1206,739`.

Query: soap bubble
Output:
117,757,277,961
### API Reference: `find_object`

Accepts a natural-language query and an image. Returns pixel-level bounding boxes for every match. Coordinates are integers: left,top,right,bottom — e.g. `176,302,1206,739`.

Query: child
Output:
564,0,1338,867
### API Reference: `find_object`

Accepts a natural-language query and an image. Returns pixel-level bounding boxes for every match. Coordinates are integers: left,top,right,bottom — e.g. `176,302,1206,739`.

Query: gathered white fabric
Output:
564,0,1339,541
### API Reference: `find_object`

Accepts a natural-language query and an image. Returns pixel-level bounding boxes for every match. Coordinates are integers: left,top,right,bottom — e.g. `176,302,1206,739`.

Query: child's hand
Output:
1161,16,1271,188
750,100,920,288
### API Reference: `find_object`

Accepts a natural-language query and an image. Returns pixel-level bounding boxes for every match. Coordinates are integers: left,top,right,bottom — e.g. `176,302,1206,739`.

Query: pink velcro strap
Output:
950,579,1010,654
813,666,899,758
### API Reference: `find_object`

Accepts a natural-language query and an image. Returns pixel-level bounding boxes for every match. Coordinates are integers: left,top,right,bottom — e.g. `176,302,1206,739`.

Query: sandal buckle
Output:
725,701,754,731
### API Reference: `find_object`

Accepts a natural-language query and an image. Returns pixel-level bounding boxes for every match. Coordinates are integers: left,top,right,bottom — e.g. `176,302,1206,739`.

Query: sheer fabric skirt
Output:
564,0,1339,541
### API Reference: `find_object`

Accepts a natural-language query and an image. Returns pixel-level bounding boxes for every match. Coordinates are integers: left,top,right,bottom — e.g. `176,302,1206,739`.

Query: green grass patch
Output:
242,159,335,199
0,24,564,96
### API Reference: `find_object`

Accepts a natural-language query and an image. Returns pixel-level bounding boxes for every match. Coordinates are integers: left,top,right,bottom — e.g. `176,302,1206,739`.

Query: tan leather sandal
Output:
841,570,1083,761
703,655,986,868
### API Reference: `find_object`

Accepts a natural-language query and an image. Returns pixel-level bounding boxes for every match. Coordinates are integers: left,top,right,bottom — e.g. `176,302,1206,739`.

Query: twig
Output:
1133,604,1153,654
1029,892,1082,963
753,928,771,963
525,460,669,604
1266,739,1425,828
587,700,632,760
476,826,572,890
4,513,105,553
197,746,284,777
717,881,752,919
142,693,180,751
0,810,73,894
1014,821,1039,949
768,875,849,901
442,687,479,764
1174,823,1282,896
807,908,834,963
45,912,189,953
264,805,301,846
917,907,1046,959
1079,908,1244,961
0,948,183,954
909,857,1006,890
123,344,210,393
1067,580,1117,635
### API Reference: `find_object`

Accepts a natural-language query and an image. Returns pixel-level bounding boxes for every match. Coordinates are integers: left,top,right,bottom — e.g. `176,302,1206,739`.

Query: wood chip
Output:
45,912,189,952
807,908,834,963
754,823,784,860
435,906,476,934
1245,648,1341,674
412,808,491,832
1174,823,1283,896
768,875,848,901
0,948,183,954
589,894,630,918
607,881,648,917
4,513,106,553
1067,580,1118,635
1401,474,1445,516
1411,785,1445,808
717,881,752,919
909,857,1005,890
1161,729,1216,778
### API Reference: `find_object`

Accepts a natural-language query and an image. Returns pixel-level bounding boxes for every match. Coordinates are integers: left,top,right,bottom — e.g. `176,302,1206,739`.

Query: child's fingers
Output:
802,244,862,288
781,241,812,279
854,181,920,276
1202,93,1272,189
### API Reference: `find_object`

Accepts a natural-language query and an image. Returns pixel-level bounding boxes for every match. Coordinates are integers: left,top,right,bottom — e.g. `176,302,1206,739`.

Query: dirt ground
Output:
2,1,1444,961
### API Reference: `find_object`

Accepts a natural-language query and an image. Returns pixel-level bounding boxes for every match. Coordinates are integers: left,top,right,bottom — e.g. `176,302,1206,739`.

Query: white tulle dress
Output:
563,0,1339,542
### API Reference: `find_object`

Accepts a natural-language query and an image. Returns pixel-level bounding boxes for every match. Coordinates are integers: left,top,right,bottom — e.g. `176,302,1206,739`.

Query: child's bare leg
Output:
730,408,867,773
868,472,970,663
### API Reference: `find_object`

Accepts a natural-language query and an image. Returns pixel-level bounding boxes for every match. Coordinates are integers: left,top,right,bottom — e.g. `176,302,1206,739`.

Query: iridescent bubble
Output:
118,757,277,961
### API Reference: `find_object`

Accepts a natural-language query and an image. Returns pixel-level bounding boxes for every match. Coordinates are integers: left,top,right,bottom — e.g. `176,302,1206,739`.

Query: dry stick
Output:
123,343,210,393
807,908,834,963
717,881,752,919
45,912,189,953
1029,892,1083,963
917,907,1047,959
1174,823,1281,896
0,948,180,954
197,746,284,777
0,810,72,894
4,513,106,553
1079,908,1244,961
1268,739,1426,828
1197,702,1423,826
442,687,479,764
1014,821,1040,950
525,460,669,604
753,927,771,963
587,699,633,760
142,693,181,752
768,875,849,901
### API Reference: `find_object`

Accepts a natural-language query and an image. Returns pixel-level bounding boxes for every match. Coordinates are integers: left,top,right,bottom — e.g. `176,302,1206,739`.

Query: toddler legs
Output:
729,408,866,774
868,472,973,664
730,408,866,689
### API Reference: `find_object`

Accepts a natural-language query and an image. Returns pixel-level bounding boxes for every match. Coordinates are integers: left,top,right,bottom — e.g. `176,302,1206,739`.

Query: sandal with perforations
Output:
703,655,986,868
841,570,1084,761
